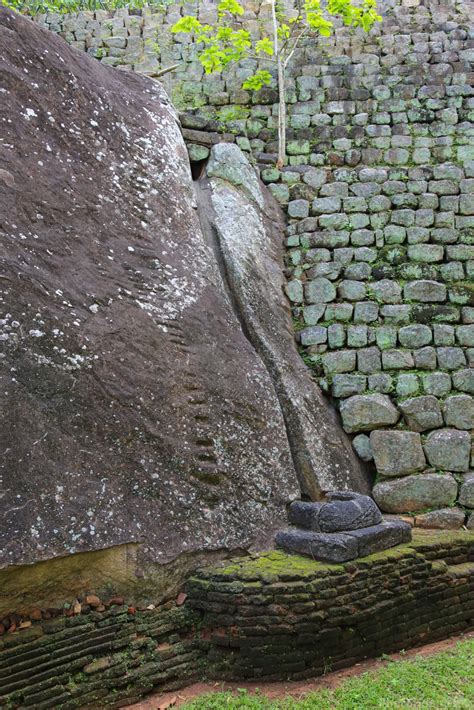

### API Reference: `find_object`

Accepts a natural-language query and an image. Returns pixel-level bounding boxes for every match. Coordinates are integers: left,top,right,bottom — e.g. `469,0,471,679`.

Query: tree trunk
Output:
276,57,286,169
271,0,285,169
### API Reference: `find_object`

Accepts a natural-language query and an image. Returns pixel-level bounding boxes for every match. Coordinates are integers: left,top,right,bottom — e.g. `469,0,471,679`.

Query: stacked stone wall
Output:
0,532,472,706
32,0,474,522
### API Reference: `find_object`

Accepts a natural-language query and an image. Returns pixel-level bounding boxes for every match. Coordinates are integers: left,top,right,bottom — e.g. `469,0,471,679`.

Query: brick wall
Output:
0,531,472,707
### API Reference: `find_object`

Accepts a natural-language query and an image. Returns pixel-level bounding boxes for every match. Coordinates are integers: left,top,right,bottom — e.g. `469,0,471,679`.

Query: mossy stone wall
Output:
0,532,473,707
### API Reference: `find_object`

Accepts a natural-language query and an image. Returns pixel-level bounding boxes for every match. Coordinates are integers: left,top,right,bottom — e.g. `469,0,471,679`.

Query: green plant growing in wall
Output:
172,0,382,168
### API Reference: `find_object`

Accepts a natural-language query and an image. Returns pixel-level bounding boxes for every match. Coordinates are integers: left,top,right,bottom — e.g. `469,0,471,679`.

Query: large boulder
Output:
0,9,301,592
199,143,370,499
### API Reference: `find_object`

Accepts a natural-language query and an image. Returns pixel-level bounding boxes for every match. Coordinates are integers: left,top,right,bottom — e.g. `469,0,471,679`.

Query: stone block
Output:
325,303,354,322
459,472,474,508
354,301,379,323
373,473,458,513
328,323,345,348
275,528,358,563
413,347,437,370
414,508,466,529
304,278,337,304
433,324,455,346
398,325,432,348
187,143,210,164
300,326,327,346
312,197,341,214
382,349,414,370
371,430,426,476
436,347,466,370
443,394,474,430
303,305,325,325
370,279,402,304
285,280,303,303
338,280,367,301
407,245,444,263
288,199,309,218
403,280,447,303
368,373,393,394
345,262,372,280
332,374,367,398
456,325,474,346
422,372,451,397
375,327,397,350
357,347,382,374
322,350,356,375
344,520,412,557
396,374,419,397
424,428,471,472
380,305,411,323
340,394,400,433
452,369,474,394
399,395,443,432
352,433,373,462
347,325,368,348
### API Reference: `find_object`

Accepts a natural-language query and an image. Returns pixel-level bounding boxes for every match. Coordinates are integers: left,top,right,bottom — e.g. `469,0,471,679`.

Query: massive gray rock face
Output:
197,143,371,500
0,9,300,575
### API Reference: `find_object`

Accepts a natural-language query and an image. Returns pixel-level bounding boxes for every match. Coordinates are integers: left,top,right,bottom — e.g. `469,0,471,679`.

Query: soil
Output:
127,630,474,709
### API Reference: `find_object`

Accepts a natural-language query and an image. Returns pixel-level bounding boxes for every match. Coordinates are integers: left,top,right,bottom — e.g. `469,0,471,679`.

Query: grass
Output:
181,636,474,709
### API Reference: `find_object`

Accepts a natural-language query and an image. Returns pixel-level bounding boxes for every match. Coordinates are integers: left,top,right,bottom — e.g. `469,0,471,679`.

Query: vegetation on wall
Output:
1,0,170,14
172,0,382,167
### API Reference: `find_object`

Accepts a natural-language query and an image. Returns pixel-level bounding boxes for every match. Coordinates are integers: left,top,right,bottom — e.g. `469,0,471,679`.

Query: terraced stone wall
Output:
0,532,473,707
33,0,474,523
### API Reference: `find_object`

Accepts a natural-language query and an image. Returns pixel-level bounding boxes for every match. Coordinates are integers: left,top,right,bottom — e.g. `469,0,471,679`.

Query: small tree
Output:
172,0,381,168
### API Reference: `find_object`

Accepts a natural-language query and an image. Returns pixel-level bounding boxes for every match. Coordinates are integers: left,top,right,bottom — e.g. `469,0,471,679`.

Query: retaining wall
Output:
0,531,473,707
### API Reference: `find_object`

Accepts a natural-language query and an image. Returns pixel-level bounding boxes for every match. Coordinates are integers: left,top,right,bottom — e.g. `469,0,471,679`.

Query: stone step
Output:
276,519,412,563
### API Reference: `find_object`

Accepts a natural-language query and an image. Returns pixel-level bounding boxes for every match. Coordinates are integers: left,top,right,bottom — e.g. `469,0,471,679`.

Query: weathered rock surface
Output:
370,431,426,477
0,10,302,573
198,143,370,499
373,473,458,513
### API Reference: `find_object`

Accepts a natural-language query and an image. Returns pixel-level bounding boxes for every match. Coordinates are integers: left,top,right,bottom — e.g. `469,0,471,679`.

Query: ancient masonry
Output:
0,532,473,708
34,0,474,525
0,3,472,707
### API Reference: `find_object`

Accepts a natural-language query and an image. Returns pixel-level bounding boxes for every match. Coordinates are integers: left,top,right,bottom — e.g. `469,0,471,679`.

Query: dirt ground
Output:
127,630,474,709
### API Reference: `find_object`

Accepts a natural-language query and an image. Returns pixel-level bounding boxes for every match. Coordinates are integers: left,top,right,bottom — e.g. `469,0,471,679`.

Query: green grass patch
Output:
181,636,474,709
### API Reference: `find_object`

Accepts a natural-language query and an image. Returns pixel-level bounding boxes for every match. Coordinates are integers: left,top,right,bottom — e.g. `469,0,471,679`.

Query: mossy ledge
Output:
1,531,473,708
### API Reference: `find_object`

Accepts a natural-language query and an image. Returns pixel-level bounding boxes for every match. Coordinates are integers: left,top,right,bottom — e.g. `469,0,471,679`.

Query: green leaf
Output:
255,37,274,56
171,16,202,35
242,70,273,91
